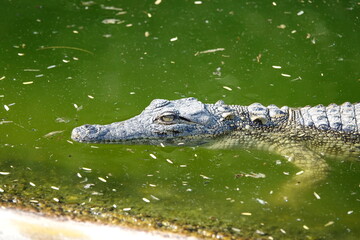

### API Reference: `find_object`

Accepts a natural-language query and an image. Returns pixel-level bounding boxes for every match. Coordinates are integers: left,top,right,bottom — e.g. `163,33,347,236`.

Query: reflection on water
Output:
1,0,359,239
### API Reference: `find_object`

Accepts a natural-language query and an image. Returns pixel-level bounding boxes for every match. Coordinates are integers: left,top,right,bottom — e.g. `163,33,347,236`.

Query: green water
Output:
1,0,359,239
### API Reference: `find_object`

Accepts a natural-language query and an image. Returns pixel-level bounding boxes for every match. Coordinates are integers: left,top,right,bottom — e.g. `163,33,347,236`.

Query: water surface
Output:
1,0,359,239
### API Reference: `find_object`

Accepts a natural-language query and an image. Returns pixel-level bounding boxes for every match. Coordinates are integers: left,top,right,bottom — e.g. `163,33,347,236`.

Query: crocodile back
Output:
298,102,360,133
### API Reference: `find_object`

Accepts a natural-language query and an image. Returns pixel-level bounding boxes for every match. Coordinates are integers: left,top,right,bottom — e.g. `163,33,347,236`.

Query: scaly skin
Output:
71,98,360,191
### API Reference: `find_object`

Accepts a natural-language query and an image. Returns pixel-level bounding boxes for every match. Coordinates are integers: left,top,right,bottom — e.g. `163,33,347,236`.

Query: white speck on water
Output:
51,186,60,190
313,192,321,199
22,81,34,85
200,174,212,180
29,182,36,187
77,173,82,178
98,177,107,182
231,227,241,232
47,65,56,69
297,10,304,16
154,0,162,5
296,170,304,175
90,145,99,149
255,198,268,205
170,37,178,42
129,92,135,95
4,105,10,111
272,2,277,6
281,73,291,77
0,188,4,193
180,165,187,168
223,86,232,91
149,153,157,159
126,23,133,27
82,167,92,172
166,159,173,164
53,198,60,202
194,1,202,4
149,184,156,187
0,76,5,80
142,198,150,203
347,210,353,215
275,160,282,165
280,229,286,234
186,188,192,192
303,225,309,230
160,143,165,147
87,95,94,99
151,195,160,200
272,65,282,69
62,59,70,63
0,172,10,175
123,207,131,211
241,212,252,216
283,172,290,175
35,74,44,78
324,221,334,227
73,103,79,109
18,53,25,56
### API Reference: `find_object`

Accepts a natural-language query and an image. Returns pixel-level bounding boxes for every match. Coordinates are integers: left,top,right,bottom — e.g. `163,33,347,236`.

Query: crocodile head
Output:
71,97,237,146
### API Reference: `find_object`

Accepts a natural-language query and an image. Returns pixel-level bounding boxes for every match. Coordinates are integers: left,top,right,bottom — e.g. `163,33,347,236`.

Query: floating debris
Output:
53,198,60,202
223,86,232,91
98,177,107,182
297,10,304,16
0,76,5,80
303,225,309,230
4,105,10,111
241,212,252,216
347,210,353,215
313,192,321,199
142,198,150,203
324,221,334,227
235,172,266,179
272,65,282,69
22,81,34,85
166,159,173,164
200,174,212,180
0,172,10,175
102,19,124,24
47,65,56,69
255,198,268,205
149,153,157,159
280,229,286,234
194,1,202,4
170,37,178,42
123,207,131,211
81,167,92,171
281,73,291,77
154,0,162,5
43,130,64,138
151,195,160,200
296,170,304,175
88,95,94,99
195,48,225,56
51,186,60,190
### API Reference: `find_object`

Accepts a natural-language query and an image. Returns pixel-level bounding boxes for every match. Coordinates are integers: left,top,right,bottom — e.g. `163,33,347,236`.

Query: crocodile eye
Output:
161,115,175,122
157,112,177,124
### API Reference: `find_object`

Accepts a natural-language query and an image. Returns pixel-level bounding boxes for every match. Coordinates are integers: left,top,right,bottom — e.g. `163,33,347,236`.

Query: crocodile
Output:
71,97,360,189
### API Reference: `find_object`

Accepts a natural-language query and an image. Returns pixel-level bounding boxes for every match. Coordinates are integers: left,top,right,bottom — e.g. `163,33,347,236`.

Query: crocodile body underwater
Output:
71,98,360,188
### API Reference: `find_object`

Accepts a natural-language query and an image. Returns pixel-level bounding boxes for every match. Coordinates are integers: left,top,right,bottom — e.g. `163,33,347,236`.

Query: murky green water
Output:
1,0,359,239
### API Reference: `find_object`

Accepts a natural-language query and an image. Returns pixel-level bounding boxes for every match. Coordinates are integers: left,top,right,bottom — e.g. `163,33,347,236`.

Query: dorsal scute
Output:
267,104,288,123
308,104,330,130
340,102,357,132
247,103,270,125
